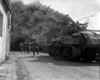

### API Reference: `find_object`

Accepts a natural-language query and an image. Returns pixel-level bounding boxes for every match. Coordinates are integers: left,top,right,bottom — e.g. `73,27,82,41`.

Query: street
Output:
12,51,100,80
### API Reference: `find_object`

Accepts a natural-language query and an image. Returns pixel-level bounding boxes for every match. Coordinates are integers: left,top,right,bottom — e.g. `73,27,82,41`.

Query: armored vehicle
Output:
48,30,100,60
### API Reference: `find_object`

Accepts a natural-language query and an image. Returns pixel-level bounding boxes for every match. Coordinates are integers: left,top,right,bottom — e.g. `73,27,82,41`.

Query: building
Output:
0,0,11,62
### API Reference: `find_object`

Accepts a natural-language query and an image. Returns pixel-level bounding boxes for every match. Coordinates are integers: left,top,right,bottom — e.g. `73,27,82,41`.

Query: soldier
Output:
19,42,24,51
31,39,39,57
52,35,62,60
24,40,28,53
27,40,32,53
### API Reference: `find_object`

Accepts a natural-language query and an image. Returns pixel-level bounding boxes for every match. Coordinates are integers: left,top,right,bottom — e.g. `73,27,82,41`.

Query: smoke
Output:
21,0,100,16
36,0,100,20
19,0,100,30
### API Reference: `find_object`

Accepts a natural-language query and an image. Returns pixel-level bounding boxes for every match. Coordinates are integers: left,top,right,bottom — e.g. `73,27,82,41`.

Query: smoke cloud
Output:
17,0,100,30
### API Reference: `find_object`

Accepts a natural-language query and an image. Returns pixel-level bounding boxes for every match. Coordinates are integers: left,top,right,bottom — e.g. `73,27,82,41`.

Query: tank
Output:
48,30,100,60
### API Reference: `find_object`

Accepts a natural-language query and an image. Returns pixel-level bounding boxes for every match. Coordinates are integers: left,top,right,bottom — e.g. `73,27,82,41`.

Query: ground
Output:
12,51,100,80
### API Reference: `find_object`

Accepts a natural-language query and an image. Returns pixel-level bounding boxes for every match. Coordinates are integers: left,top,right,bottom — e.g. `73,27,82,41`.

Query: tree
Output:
11,1,87,50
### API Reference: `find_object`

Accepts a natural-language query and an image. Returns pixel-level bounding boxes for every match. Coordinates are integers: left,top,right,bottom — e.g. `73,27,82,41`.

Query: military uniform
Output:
52,37,62,60
27,41,32,53
24,41,28,53
31,39,39,56
19,42,24,51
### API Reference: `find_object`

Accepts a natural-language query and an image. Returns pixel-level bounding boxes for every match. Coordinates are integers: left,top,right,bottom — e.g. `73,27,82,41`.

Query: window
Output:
0,10,3,37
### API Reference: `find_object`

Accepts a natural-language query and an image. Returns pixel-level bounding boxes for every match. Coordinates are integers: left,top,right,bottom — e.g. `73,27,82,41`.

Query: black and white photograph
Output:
0,0,100,80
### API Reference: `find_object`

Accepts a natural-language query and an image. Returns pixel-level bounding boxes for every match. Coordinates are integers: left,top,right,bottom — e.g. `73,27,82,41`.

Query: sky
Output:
15,0,100,30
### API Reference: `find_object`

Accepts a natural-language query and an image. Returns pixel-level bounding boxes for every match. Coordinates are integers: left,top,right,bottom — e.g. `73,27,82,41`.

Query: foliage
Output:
10,1,87,49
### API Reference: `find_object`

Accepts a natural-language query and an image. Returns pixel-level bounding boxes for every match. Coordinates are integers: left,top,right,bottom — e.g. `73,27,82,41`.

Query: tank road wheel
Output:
63,47,72,58
96,53,100,61
63,46,81,60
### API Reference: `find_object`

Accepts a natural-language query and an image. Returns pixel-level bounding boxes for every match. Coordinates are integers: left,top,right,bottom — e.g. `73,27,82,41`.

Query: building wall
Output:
0,2,10,63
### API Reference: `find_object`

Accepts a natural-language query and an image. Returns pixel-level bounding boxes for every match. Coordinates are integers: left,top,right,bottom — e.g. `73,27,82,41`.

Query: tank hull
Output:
48,43,100,61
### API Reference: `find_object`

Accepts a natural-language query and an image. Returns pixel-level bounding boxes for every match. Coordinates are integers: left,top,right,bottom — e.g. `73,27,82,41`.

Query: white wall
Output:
0,2,10,63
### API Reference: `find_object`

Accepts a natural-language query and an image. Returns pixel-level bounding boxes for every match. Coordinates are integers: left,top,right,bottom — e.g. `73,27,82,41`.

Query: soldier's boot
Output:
33,52,35,57
37,50,39,55
36,48,39,55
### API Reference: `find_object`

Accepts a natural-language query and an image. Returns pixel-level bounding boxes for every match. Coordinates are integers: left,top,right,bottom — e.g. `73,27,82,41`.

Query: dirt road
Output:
13,52,100,80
